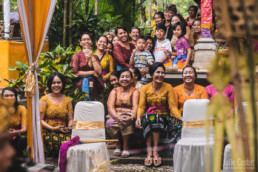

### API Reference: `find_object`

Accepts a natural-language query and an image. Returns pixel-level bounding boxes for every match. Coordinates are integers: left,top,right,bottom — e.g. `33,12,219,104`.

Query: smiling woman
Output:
136,62,181,167
71,32,104,101
129,27,140,45
106,68,139,158
40,72,73,159
112,26,135,70
174,65,208,114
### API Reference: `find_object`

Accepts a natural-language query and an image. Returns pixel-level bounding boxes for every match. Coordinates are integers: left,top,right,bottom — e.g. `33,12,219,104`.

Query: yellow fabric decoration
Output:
73,121,105,130
183,120,214,128
22,62,38,97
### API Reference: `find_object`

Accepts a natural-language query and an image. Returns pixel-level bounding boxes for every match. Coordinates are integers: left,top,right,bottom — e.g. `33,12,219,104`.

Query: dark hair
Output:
2,87,18,111
118,68,133,79
115,25,127,35
182,65,197,79
136,35,146,42
107,41,113,49
130,27,140,33
80,32,92,41
172,22,186,37
192,18,201,26
154,11,165,20
166,4,177,14
110,71,119,78
47,72,65,93
156,23,167,32
130,67,142,81
172,14,188,27
188,5,198,17
97,35,108,43
149,62,166,76
144,35,155,51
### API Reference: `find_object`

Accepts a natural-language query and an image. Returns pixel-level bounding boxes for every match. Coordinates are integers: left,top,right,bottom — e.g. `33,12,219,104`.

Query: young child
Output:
170,22,192,69
129,36,154,85
153,23,172,63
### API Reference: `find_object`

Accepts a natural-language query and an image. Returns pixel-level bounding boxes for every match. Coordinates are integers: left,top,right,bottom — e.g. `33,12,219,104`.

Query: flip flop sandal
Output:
153,156,162,167
144,156,153,167
113,149,121,156
121,150,130,158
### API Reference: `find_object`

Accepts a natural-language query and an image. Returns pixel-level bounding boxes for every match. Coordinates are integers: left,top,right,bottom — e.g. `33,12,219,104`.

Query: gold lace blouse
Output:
9,105,27,129
40,95,73,127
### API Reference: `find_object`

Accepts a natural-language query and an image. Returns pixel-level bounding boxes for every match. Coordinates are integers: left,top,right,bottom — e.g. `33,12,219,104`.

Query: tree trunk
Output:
63,0,68,47
95,0,98,15
139,0,146,27
85,0,89,14
69,0,72,45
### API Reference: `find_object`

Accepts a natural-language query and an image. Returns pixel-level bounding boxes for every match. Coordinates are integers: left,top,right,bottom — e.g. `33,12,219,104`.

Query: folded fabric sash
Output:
45,118,65,123
146,105,168,114
183,119,214,128
59,136,80,172
73,121,104,130
82,76,93,98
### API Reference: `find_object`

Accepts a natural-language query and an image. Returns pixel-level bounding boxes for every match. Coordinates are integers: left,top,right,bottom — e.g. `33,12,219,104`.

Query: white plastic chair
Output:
173,99,213,172
65,101,110,172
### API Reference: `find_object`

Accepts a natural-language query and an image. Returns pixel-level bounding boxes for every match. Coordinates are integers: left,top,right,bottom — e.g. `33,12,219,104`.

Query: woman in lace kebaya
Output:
136,63,181,167
40,72,73,159
106,68,139,158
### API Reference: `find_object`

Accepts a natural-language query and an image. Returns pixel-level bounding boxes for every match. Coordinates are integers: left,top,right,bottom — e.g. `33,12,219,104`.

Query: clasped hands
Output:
51,125,72,133
8,128,20,137
117,115,133,126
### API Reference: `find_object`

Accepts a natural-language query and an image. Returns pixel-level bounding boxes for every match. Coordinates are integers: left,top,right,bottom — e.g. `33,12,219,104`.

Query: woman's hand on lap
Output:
135,117,142,128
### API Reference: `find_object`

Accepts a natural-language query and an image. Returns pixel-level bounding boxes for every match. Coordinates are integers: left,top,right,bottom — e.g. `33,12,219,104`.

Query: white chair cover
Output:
223,144,233,172
173,99,214,172
66,101,109,172
223,102,258,172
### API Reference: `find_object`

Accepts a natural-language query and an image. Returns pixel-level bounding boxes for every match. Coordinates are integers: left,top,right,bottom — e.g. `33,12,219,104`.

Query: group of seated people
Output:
1,3,234,169
2,63,234,167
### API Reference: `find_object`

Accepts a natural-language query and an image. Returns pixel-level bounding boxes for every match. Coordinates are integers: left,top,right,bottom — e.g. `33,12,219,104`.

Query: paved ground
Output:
111,164,174,172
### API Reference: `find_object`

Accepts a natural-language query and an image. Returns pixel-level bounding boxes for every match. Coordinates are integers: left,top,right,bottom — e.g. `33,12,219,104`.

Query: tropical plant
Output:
8,45,87,104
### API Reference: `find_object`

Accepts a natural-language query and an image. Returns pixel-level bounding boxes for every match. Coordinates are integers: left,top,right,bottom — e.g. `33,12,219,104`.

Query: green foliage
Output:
8,45,86,103
49,0,143,48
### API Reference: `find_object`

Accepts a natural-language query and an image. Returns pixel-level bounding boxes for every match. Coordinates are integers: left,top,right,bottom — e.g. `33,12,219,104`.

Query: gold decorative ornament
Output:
22,62,39,97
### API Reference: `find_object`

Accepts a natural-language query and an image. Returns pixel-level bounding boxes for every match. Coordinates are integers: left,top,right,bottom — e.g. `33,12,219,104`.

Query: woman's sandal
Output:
153,156,162,167
113,148,121,156
121,150,130,158
144,156,153,167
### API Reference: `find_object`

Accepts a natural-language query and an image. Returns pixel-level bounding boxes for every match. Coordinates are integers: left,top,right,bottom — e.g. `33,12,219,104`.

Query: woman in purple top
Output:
170,22,192,69
112,26,135,70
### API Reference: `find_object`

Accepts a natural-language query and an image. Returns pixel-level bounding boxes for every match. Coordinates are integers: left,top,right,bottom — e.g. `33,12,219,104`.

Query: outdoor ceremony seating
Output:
65,101,110,172
173,99,214,172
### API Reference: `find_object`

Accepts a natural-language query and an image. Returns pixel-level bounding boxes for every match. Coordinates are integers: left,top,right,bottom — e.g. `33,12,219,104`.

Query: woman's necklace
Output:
184,84,194,96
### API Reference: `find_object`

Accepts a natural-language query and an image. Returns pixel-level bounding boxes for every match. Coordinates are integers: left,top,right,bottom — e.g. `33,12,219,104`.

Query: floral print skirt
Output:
43,130,71,158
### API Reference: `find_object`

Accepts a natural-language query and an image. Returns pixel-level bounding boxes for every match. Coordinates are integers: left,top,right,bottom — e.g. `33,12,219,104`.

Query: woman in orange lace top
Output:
106,68,139,158
174,65,208,113
40,72,73,159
